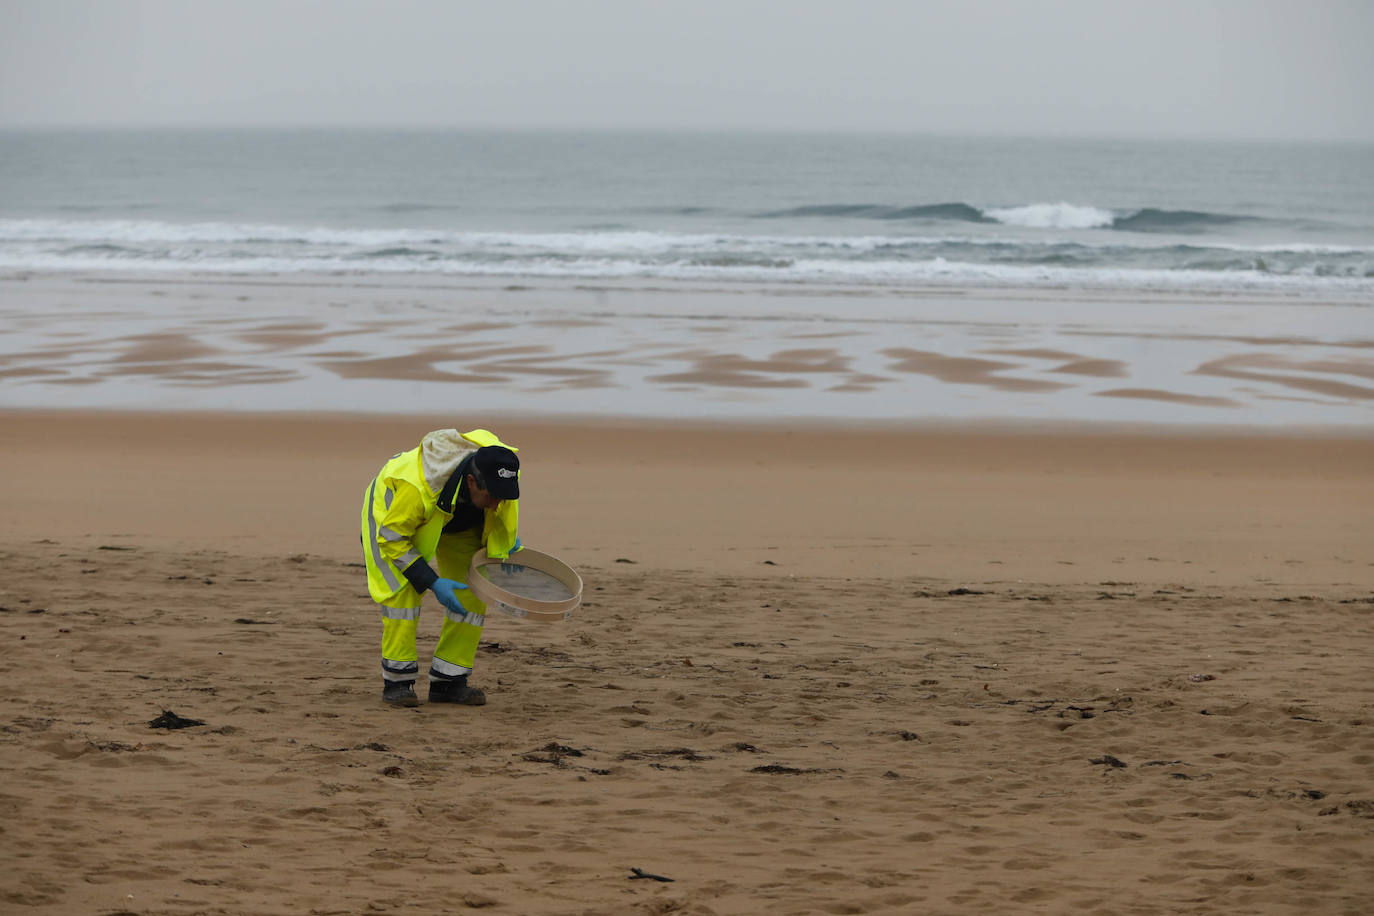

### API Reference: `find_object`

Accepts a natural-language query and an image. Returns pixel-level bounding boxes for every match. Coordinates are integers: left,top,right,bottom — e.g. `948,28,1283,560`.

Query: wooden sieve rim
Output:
466,547,583,622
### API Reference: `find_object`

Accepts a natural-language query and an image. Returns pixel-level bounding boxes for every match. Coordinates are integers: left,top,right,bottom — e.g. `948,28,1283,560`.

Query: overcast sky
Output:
2,0,1371,140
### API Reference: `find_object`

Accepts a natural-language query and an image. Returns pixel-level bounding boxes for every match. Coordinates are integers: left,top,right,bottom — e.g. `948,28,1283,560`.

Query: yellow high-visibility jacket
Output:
361,428,519,608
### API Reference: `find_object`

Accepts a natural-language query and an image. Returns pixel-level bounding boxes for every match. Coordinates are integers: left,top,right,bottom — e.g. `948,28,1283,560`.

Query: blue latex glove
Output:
432,577,469,613
501,537,525,575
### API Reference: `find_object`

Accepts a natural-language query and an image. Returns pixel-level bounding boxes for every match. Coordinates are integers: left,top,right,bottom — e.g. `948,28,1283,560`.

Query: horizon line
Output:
2,122,1372,145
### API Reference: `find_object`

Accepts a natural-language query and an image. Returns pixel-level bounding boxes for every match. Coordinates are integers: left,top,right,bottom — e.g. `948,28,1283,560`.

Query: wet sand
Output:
2,271,1371,426
2,410,1372,914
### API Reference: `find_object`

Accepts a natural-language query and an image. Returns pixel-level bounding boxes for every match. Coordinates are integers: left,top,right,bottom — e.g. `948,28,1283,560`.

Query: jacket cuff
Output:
401,557,439,592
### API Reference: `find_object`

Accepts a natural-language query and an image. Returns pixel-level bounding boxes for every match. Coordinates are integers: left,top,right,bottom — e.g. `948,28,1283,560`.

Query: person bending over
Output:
360,428,521,707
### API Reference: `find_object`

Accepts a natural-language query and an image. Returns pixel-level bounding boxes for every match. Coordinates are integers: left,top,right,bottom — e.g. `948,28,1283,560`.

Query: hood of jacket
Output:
418,429,479,497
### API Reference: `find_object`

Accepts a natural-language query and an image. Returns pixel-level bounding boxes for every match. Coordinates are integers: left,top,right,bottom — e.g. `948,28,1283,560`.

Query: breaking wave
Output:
760,201,1262,233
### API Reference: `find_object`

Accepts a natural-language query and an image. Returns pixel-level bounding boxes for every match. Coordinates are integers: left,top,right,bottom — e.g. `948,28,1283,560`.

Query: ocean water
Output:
2,129,1373,296
2,130,1371,428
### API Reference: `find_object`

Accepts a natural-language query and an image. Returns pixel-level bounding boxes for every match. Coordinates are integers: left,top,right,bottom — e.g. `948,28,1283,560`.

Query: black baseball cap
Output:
471,445,520,500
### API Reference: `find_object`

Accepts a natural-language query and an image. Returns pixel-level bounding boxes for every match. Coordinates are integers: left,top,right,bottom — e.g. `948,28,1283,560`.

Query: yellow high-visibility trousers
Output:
380,527,486,681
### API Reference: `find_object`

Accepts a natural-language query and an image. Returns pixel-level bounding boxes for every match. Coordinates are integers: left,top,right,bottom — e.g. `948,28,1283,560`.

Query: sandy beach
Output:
2,408,1372,915
5,5,1374,907
5,17,1374,913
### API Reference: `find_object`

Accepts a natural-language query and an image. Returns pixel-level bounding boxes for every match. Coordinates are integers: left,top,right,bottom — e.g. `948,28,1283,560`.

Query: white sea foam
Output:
1,248,1369,299
0,218,737,254
657,256,1374,296
6,217,1372,258
1,218,1371,298
982,202,1116,229
1243,242,1374,254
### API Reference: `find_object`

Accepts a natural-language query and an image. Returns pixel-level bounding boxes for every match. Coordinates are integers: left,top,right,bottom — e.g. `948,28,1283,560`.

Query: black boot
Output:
382,679,421,707
428,675,487,706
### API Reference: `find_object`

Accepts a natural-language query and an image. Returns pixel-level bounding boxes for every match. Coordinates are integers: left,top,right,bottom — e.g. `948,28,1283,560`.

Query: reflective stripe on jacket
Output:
360,428,519,607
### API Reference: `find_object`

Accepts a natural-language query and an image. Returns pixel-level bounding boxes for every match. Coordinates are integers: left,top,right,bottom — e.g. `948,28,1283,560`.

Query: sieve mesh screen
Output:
476,563,575,602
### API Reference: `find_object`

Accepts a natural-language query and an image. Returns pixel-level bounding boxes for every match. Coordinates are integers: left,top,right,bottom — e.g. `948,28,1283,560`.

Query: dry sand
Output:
2,411,1372,915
